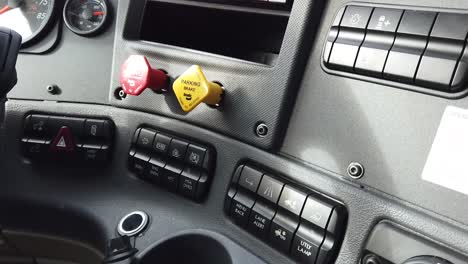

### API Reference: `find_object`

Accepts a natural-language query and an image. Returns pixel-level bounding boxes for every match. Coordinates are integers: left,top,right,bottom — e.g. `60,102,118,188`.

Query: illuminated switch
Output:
172,65,224,112
119,55,168,96
49,126,76,153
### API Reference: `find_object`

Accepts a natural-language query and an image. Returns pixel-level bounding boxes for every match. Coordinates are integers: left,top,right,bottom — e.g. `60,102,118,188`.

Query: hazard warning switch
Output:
50,126,75,153
22,114,114,163
119,55,169,96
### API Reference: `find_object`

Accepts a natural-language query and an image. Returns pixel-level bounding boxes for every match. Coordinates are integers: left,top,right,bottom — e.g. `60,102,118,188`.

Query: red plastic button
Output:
119,55,168,96
50,126,75,153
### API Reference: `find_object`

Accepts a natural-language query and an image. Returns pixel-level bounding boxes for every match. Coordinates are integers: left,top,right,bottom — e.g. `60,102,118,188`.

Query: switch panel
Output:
128,127,215,202
327,6,373,71
21,114,114,163
323,5,468,97
224,164,347,264
384,11,437,84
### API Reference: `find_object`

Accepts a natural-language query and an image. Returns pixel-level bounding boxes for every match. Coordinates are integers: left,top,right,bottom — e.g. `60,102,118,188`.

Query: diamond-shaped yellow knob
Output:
172,65,224,112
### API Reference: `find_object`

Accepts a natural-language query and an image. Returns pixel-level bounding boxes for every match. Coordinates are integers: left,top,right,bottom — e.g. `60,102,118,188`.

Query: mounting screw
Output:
255,123,269,138
362,254,382,264
347,162,365,179
46,84,60,95
114,87,127,100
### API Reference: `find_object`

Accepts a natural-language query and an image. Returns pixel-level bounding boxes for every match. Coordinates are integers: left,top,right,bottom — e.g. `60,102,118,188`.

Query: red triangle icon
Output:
50,126,75,152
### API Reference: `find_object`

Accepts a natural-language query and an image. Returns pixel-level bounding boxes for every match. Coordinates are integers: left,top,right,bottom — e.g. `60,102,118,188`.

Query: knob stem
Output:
149,68,168,91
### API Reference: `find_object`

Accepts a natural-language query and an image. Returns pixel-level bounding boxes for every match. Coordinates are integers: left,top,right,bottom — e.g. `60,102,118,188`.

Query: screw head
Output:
114,87,127,100
46,84,59,95
362,254,381,264
119,89,126,99
255,123,269,138
347,162,365,179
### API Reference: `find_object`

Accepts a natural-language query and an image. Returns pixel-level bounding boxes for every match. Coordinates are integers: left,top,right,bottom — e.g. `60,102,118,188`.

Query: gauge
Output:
0,0,56,45
63,0,108,36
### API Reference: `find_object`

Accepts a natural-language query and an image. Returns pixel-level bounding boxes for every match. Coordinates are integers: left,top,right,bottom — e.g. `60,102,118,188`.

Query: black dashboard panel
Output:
2,100,468,264
2,0,468,263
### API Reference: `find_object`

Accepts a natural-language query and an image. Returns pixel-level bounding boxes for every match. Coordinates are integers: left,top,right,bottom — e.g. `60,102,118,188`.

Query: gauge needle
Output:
0,6,11,15
0,0,23,15
68,11,80,17
93,11,104,16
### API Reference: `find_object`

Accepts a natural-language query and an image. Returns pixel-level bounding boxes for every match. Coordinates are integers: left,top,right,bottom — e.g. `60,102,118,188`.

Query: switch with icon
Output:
225,164,347,264
21,114,114,163
128,127,215,202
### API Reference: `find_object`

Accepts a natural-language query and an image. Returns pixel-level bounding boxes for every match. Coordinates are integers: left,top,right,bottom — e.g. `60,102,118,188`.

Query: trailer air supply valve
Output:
119,55,169,96
172,65,224,112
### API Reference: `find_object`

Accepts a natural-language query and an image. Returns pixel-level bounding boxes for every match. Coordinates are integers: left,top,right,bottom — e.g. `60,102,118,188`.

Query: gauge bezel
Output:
5,0,57,46
63,0,109,36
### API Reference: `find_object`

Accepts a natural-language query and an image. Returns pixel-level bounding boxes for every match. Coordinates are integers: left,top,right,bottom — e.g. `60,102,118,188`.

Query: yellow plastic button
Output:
173,65,224,112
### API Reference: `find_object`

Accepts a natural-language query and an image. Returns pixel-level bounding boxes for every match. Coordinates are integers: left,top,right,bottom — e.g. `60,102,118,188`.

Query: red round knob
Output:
119,55,168,96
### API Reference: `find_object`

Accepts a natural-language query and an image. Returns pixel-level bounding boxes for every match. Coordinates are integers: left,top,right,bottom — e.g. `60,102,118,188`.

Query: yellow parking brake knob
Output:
173,65,224,112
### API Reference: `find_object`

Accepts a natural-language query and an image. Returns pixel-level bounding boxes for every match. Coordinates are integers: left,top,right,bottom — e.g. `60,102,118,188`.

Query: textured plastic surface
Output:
282,0,468,227
137,230,266,264
366,222,468,264
109,0,323,149
3,230,103,264
2,100,468,264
